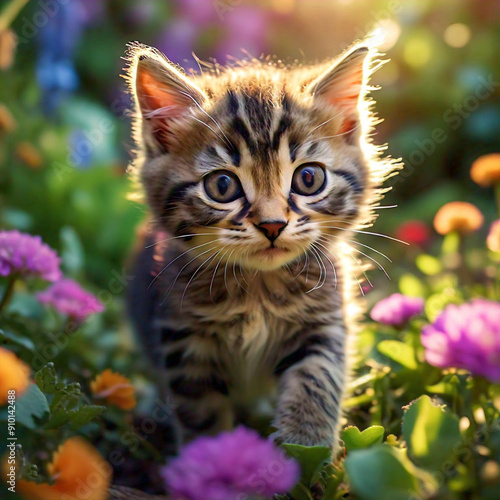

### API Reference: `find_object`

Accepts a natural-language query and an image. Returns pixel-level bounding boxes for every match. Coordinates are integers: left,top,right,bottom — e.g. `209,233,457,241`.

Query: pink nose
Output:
255,220,287,242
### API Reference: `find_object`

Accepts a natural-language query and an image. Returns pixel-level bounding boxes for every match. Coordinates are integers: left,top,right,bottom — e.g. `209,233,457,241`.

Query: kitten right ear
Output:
127,44,207,153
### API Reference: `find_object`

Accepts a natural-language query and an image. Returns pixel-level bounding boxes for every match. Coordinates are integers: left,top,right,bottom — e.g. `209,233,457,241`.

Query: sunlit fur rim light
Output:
123,33,404,450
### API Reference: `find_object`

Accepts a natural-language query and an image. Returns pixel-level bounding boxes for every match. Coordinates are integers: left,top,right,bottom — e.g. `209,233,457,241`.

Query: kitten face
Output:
127,43,388,271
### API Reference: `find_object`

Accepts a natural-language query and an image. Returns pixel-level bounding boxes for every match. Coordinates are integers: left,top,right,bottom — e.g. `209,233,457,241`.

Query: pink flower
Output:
371,293,424,326
0,230,61,281
37,279,104,321
421,300,500,383
162,427,300,500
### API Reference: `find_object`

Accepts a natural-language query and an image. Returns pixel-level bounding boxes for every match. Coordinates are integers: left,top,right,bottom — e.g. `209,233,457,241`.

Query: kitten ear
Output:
308,46,370,140
128,44,208,153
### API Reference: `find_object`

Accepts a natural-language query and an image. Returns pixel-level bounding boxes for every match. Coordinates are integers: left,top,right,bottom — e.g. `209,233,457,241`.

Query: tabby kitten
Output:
126,40,398,450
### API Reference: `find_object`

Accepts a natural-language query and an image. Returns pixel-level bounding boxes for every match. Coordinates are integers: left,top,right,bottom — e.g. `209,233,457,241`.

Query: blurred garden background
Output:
1,1,500,499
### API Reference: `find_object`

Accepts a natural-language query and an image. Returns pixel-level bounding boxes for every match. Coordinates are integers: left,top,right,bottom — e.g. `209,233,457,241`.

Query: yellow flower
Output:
0,347,30,404
434,201,483,235
470,153,500,187
487,220,500,253
90,369,136,410
18,437,111,500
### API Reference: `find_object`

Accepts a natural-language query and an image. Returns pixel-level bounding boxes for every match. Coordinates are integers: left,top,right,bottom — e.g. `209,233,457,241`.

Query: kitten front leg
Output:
159,330,234,444
272,326,346,448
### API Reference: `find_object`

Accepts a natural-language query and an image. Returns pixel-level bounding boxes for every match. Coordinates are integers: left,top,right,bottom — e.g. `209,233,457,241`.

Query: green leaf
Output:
402,395,461,470
343,425,385,452
377,340,418,370
425,291,462,323
399,273,427,297
415,254,442,275
60,226,85,274
45,383,82,429
0,329,35,351
288,481,314,500
34,363,59,394
344,444,420,500
68,404,106,429
16,383,50,429
282,444,332,487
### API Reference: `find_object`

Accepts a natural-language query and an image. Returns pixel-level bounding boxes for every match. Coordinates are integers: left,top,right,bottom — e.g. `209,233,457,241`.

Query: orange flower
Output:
434,201,483,235
90,369,136,410
0,103,17,133
18,437,111,500
487,220,500,253
15,142,43,169
0,29,16,70
0,347,30,404
470,153,500,187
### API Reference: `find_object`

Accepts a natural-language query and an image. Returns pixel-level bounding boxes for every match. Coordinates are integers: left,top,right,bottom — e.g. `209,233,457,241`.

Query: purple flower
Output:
37,279,104,321
0,230,61,281
370,293,424,326
177,0,218,26
215,7,269,62
162,427,300,500
155,19,198,68
421,300,500,383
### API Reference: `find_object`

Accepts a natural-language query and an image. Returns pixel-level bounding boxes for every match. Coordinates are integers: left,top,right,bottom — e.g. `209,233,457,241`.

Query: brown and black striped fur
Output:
125,40,399,449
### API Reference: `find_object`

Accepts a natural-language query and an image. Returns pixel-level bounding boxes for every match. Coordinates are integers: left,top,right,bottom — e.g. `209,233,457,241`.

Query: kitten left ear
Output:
127,43,208,153
308,46,370,139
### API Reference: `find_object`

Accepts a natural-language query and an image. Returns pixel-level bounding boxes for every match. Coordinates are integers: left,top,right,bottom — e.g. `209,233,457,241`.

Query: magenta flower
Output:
162,427,300,500
421,300,500,383
370,293,424,326
0,230,61,281
37,279,104,321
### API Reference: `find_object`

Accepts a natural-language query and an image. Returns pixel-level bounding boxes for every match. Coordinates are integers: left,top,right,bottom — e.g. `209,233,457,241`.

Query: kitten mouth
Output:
254,247,290,258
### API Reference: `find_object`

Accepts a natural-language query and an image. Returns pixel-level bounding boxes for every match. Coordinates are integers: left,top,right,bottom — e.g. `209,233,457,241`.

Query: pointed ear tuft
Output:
308,46,371,139
126,44,207,153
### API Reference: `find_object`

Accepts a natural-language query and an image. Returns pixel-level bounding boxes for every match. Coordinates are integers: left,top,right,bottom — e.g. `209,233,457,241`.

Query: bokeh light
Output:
444,23,471,48
404,36,432,67
373,19,401,51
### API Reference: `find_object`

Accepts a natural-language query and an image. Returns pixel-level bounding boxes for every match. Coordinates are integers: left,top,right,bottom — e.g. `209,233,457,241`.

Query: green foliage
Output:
345,445,424,500
342,425,385,452
402,395,461,471
282,445,332,492
1,0,500,498
377,340,418,370
15,384,49,429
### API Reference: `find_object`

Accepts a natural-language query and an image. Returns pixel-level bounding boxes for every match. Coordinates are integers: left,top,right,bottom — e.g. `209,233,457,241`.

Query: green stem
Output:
458,233,470,285
0,0,30,31
0,275,17,317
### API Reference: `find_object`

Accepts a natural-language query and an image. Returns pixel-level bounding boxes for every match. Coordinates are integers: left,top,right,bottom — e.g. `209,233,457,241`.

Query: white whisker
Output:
163,245,220,303
145,233,223,248
312,222,409,246
148,239,223,289
313,240,338,288
224,249,235,298
307,110,344,135
306,124,360,144
181,249,221,307
210,249,229,302
319,232,392,263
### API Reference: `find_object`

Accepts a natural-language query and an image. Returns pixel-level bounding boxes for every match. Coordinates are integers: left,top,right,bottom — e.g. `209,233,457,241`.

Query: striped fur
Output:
125,40,400,449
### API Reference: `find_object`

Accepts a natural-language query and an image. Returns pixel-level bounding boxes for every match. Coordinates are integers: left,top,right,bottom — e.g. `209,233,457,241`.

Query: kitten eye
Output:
204,170,243,203
291,163,326,196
